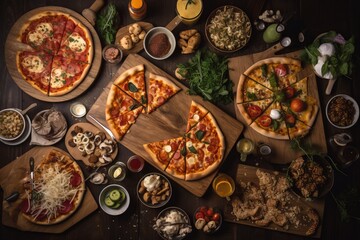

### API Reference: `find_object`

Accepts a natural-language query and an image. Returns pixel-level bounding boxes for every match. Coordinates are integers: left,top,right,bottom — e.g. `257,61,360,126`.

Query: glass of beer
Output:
212,173,235,199
236,138,255,162
176,0,203,25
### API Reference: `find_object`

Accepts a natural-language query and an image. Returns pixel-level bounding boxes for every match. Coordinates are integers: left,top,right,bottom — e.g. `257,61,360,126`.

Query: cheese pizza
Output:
16,11,93,96
19,149,85,225
237,57,318,139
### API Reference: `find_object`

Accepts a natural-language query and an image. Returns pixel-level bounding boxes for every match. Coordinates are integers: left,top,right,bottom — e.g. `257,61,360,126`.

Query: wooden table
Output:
1,0,359,239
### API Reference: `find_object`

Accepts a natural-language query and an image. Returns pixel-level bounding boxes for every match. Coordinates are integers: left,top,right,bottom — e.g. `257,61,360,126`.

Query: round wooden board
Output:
65,122,118,168
115,22,154,55
4,6,102,102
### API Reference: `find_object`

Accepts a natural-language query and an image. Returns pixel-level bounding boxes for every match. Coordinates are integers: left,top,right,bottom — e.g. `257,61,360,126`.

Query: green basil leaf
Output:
269,73,278,88
129,103,138,110
128,82,138,92
195,130,205,141
189,146,197,154
272,120,280,131
180,146,187,156
261,64,268,77
141,95,147,104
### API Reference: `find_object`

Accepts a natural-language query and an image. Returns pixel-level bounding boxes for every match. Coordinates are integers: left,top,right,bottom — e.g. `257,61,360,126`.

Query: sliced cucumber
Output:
110,201,122,209
109,189,121,201
104,196,115,207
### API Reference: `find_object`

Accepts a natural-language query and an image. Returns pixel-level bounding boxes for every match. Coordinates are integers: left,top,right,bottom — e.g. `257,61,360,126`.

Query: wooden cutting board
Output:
228,43,327,164
4,6,102,102
0,146,98,233
223,164,324,238
86,54,244,197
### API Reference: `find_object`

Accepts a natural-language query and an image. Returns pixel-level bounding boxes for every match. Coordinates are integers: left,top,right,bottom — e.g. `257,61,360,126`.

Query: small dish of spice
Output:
102,44,123,64
326,94,359,129
143,27,176,60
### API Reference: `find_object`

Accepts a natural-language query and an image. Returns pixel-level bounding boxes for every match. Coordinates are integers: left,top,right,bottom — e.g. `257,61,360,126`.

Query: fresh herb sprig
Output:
96,2,120,45
185,0,195,10
177,49,234,104
301,31,355,79
331,186,360,222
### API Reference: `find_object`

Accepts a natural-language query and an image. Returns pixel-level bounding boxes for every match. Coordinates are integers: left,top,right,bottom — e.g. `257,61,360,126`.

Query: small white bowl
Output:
0,108,26,141
143,27,176,60
326,94,359,129
99,184,130,215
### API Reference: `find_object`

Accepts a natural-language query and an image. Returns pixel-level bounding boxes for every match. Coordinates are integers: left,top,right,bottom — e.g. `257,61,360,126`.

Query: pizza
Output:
105,66,181,141
19,149,85,225
237,57,319,140
16,11,93,96
143,101,225,181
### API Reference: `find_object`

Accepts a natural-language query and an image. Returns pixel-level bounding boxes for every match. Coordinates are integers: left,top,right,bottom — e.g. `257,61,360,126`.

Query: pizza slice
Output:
19,11,69,54
237,75,274,103
16,51,53,95
105,85,142,120
48,56,90,96
284,113,311,139
143,137,184,170
272,62,302,89
59,15,78,48
147,73,181,113
106,105,143,141
250,101,289,140
56,23,93,64
165,139,187,180
185,101,209,132
237,98,274,125
281,96,319,127
113,64,147,106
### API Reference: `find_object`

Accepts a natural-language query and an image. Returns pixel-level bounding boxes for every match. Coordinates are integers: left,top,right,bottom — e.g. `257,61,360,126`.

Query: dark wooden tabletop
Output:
1,0,359,239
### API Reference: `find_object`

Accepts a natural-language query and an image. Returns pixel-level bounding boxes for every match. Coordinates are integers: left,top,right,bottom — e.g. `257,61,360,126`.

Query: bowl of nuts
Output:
0,108,25,141
137,172,172,208
326,94,359,129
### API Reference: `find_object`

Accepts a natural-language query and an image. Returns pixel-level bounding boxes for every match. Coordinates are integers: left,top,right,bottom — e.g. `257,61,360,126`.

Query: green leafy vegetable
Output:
96,2,120,45
269,73,278,88
128,82,138,92
301,31,355,79
246,91,257,101
195,130,205,141
189,146,197,154
180,146,187,156
177,49,234,104
331,186,360,222
261,64,268,77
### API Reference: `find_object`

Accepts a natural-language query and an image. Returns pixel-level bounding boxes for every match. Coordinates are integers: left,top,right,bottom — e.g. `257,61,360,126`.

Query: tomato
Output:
258,115,272,127
199,206,207,214
247,105,262,119
206,208,214,217
195,211,205,220
212,213,220,221
275,64,287,77
284,86,295,99
290,98,306,112
285,114,296,127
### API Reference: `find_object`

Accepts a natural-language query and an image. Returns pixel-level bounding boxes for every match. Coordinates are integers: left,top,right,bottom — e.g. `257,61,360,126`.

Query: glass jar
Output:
176,0,203,25
128,0,147,20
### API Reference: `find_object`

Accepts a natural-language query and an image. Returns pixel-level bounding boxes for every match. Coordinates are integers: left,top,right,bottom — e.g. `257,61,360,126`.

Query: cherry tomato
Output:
285,114,296,127
206,208,214,217
258,115,272,127
212,213,220,221
284,86,295,99
247,105,262,119
290,98,306,112
275,64,287,77
199,206,207,214
195,211,205,220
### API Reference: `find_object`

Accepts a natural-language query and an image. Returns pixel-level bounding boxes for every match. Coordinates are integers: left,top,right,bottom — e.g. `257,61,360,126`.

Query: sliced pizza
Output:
113,64,147,106
16,51,53,95
282,96,319,127
237,98,274,125
58,15,78,47
237,75,274,103
185,101,209,132
147,73,181,113
106,105,143,141
250,101,289,140
285,114,311,139
48,56,90,96
56,23,93,63
165,139,187,180
143,137,184,170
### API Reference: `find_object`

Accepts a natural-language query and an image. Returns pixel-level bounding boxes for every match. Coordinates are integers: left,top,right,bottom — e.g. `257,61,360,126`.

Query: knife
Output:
29,157,35,192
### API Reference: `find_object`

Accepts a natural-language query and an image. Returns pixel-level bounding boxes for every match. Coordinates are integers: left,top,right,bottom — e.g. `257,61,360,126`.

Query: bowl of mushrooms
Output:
0,108,25,141
137,172,172,208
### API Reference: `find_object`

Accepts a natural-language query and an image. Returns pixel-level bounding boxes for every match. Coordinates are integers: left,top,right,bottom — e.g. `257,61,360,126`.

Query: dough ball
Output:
120,35,133,50
132,23,142,35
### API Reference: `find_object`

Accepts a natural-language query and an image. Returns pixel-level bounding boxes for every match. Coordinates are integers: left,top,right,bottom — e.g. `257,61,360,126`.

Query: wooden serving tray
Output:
65,122,118,167
223,164,324,238
4,6,102,102
0,146,98,233
86,54,244,197
228,43,327,164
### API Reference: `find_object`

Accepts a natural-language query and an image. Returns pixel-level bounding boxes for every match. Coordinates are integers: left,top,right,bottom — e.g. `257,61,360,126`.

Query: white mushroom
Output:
93,134,102,146
128,25,135,34
98,156,106,164
138,30,146,40
132,23,142,35
120,35,133,50
102,154,113,163
131,33,140,43
89,173,107,184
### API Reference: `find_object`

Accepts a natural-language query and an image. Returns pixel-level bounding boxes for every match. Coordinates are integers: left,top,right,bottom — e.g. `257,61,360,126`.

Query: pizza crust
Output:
243,57,301,77
114,64,144,86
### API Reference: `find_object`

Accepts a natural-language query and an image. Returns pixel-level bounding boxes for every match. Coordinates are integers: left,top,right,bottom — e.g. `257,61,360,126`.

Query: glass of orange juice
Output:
176,0,203,25
212,173,235,199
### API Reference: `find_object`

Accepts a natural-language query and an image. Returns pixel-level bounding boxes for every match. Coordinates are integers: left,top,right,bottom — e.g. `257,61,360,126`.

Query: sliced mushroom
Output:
89,173,107,184
94,134,102,146
102,154,113,163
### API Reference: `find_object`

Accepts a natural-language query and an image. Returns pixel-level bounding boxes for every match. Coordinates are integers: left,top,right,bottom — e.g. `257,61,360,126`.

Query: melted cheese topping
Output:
30,163,79,222
35,22,53,36
27,31,45,46
68,33,87,53
22,56,45,73
50,68,67,88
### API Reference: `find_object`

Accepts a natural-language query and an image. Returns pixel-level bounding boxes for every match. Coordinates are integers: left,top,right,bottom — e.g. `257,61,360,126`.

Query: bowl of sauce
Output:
102,44,123,64
127,155,145,172
143,27,176,60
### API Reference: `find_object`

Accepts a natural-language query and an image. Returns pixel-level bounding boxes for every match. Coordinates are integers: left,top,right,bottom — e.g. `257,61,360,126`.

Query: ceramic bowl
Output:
143,27,176,60
99,184,130,215
326,94,359,129
102,44,123,64
193,206,222,234
0,108,26,141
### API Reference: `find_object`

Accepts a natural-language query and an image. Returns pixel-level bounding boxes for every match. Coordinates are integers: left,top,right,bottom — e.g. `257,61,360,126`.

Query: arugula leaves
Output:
177,49,234,104
96,3,120,45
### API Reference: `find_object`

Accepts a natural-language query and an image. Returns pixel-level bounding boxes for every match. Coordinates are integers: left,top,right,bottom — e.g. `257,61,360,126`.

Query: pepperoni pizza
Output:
20,149,85,225
16,11,93,96
236,57,319,140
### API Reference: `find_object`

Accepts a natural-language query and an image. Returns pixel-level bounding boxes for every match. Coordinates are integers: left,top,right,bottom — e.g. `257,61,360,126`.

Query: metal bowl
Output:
0,108,26,141
143,27,176,60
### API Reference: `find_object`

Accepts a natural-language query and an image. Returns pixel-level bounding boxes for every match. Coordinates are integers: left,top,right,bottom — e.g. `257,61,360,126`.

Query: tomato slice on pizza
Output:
237,98,273,125
143,137,184,170
48,56,90,96
185,101,209,132
165,139,187,180
147,73,181,113
16,51,53,95
237,75,273,103
113,64,147,106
